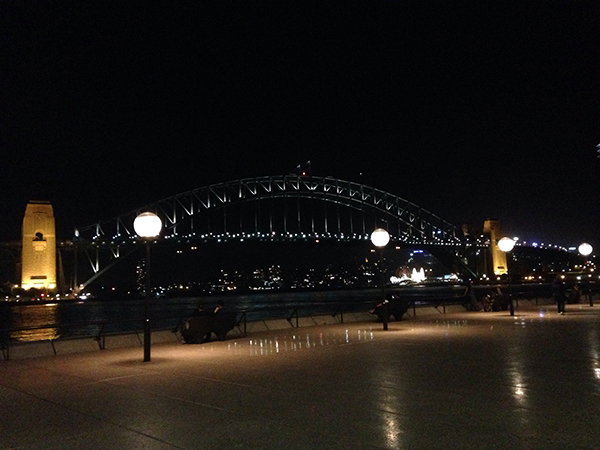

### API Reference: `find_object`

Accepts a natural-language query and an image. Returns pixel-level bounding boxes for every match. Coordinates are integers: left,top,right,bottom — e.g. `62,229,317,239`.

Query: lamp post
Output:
578,243,593,306
371,228,390,330
133,212,162,362
498,237,516,316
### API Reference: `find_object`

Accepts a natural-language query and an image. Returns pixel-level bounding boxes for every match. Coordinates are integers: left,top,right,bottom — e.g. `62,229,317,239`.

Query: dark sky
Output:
2,2,600,248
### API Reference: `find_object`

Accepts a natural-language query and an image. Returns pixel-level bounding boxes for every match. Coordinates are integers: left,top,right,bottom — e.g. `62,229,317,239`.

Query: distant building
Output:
21,201,57,290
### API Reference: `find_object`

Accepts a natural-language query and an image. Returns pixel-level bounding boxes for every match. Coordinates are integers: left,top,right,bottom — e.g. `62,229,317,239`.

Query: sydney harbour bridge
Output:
68,175,478,287
76,175,463,244
3,175,582,292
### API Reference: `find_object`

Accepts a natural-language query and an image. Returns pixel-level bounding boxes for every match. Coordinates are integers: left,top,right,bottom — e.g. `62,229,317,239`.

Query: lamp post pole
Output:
371,228,390,330
498,237,516,316
134,212,162,362
144,242,152,362
578,243,593,306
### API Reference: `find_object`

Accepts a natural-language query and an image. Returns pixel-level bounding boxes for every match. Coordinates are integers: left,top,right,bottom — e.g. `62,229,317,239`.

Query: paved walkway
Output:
2,301,600,449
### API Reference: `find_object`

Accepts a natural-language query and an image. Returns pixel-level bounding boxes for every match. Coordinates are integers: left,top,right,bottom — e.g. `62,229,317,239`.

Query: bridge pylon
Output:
21,201,57,290
483,219,508,275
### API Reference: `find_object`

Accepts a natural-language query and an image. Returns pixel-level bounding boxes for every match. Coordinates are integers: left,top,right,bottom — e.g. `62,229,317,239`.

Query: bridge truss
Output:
76,175,463,245
69,175,468,287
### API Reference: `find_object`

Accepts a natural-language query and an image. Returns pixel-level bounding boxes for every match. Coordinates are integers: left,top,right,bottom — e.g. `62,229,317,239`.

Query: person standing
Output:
567,284,581,304
464,280,480,311
553,275,567,314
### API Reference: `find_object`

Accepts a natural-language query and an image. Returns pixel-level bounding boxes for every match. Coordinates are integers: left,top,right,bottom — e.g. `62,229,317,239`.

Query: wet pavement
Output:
2,301,600,449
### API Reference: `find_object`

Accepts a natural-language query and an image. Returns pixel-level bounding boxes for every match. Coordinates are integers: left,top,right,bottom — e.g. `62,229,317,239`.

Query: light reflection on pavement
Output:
5,302,600,449
225,327,377,355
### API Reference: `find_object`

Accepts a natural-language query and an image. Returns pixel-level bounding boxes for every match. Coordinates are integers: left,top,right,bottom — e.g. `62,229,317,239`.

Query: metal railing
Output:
0,299,417,359
2,283,594,360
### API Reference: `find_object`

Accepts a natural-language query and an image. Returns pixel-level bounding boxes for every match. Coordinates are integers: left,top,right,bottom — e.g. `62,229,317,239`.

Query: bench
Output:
180,312,237,344
371,300,412,322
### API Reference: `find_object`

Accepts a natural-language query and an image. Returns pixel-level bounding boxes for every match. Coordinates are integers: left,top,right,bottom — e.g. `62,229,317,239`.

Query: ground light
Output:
133,212,162,362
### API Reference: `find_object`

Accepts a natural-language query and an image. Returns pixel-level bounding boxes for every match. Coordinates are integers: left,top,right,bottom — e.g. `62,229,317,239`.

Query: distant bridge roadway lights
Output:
371,228,390,330
498,237,516,316
134,212,162,362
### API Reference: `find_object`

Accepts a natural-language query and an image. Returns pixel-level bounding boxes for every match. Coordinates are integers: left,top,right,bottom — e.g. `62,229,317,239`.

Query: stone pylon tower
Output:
21,201,57,290
483,219,508,275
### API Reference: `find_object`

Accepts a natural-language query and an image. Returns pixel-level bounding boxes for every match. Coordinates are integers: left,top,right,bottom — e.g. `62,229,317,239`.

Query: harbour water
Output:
0,283,550,342
0,288,385,342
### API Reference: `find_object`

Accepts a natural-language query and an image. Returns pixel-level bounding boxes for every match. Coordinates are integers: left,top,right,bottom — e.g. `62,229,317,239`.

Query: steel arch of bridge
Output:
75,175,463,246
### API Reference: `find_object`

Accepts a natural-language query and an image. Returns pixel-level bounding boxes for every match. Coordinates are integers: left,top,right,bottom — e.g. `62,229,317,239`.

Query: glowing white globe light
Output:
134,212,162,238
370,228,390,248
579,243,593,256
498,237,516,253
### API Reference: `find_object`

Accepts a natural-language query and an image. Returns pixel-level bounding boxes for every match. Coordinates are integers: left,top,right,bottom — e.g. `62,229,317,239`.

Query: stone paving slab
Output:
2,302,600,449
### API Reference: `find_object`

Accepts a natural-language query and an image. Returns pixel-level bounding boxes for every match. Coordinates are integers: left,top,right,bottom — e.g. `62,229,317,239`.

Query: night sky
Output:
3,2,600,248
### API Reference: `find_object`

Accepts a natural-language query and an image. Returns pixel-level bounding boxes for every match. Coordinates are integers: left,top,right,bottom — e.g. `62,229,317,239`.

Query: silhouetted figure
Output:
213,300,224,314
201,300,225,342
553,275,567,314
182,304,210,343
370,301,386,319
464,281,479,311
490,287,507,311
192,303,208,316
180,300,235,344
568,284,581,304
370,294,410,322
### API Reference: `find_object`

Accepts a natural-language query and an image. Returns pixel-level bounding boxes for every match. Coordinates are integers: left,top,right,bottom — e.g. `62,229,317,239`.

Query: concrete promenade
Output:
2,301,600,449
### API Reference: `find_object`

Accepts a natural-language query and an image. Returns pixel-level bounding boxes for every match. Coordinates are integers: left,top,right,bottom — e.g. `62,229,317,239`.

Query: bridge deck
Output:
1,301,599,449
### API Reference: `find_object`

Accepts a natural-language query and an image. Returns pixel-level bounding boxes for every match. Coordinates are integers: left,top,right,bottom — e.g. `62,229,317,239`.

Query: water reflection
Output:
382,414,403,448
12,303,59,341
367,348,407,448
507,351,528,407
504,336,532,435
514,382,525,398
433,319,470,328
373,372,406,448
227,328,376,356
587,328,600,387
